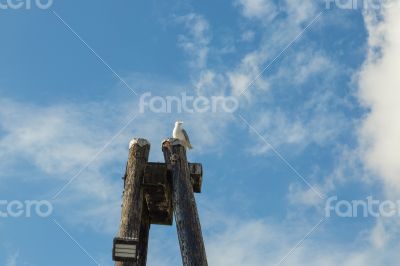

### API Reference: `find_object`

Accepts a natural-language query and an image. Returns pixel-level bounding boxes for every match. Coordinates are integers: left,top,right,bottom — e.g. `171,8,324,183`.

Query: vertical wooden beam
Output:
116,138,150,266
137,201,150,266
162,138,208,266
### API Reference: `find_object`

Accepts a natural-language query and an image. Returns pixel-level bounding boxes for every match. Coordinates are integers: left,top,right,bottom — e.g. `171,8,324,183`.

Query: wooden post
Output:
162,138,208,266
137,202,150,266
116,138,150,266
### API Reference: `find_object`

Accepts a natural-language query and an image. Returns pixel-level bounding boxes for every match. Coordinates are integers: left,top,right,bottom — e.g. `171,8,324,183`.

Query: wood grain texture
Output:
137,201,150,266
143,163,173,225
162,139,208,266
116,139,150,266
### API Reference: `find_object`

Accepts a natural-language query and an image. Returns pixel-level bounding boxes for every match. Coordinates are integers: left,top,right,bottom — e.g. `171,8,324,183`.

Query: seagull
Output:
173,121,193,149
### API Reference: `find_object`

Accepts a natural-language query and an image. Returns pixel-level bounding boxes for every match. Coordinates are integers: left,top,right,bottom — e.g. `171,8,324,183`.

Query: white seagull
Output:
173,121,193,149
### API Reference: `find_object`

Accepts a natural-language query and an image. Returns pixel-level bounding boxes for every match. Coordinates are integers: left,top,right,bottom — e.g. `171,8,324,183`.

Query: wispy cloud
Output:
199,204,400,266
235,0,278,22
229,0,323,99
176,13,211,69
5,251,18,266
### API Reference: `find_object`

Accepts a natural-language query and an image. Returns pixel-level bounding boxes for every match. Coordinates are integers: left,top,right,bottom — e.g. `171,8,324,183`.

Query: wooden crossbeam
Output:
143,162,203,225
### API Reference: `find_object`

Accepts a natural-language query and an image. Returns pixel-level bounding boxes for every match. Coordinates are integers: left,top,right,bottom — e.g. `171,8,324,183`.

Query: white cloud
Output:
236,0,278,22
287,145,369,209
245,110,308,155
283,0,318,25
177,13,211,69
0,99,115,176
241,30,255,42
174,8,341,159
0,97,132,233
285,52,336,85
5,251,18,266
265,3,400,252
228,0,324,100
357,3,400,197
203,216,400,266
142,198,400,266
245,89,349,156
201,206,400,266
228,48,271,97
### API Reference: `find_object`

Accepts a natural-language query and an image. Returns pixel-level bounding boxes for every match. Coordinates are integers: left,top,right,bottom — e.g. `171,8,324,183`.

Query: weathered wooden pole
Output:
162,138,208,266
136,201,150,266
116,138,150,266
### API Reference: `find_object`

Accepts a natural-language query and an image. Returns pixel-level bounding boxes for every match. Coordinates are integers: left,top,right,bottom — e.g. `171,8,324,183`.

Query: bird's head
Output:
175,121,184,127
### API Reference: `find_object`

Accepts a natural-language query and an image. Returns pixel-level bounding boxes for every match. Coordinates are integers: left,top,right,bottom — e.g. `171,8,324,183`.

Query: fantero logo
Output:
139,92,239,114
0,0,53,10
0,200,53,218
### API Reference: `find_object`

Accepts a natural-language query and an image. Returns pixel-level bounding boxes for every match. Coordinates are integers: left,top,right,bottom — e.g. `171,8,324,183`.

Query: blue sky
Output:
1,0,400,265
